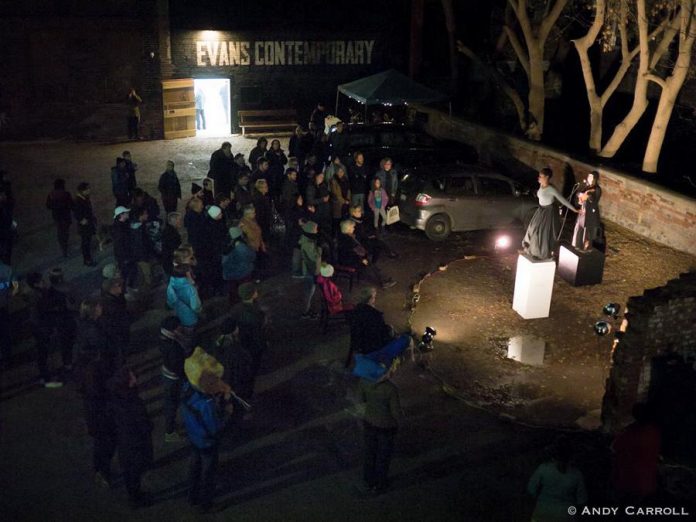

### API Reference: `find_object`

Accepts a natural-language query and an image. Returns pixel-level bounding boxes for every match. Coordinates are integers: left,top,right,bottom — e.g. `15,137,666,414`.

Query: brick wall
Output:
414,107,696,257
600,273,696,464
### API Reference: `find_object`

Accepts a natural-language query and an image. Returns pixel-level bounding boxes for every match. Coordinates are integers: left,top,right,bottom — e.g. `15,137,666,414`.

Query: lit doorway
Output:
194,79,231,136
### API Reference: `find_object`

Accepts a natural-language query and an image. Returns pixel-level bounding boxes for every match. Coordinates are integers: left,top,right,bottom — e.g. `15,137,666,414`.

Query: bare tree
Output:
504,0,570,140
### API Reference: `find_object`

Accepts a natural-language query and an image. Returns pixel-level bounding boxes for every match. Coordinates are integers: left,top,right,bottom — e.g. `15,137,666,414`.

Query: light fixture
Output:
594,321,612,336
495,234,512,251
603,303,621,318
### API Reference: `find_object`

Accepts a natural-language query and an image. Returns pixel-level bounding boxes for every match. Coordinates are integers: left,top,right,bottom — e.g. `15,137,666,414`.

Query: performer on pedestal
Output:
522,167,577,260
572,170,602,251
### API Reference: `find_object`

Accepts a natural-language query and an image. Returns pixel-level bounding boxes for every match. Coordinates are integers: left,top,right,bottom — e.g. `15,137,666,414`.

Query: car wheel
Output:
425,214,451,241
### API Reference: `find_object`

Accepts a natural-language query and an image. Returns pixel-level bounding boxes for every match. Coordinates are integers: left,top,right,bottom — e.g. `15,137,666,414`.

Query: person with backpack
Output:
316,263,353,316
182,349,234,512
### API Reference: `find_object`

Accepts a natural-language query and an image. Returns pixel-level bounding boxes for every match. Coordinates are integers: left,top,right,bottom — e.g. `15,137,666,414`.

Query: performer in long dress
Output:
572,170,602,251
522,167,577,260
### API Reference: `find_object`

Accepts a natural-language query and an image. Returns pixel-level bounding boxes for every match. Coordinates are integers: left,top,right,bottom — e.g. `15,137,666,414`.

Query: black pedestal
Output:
558,244,604,286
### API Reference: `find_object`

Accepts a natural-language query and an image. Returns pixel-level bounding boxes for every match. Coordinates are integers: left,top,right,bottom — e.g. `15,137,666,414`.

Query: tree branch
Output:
645,73,668,89
650,9,681,70
572,0,605,50
504,25,530,77
539,0,569,43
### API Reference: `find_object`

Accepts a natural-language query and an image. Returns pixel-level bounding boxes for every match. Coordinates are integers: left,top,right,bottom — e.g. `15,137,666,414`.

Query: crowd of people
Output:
0,116,670,515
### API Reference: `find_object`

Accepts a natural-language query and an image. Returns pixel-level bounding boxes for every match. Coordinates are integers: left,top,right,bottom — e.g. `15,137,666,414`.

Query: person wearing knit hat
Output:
113,206,130,219
196,203,227,297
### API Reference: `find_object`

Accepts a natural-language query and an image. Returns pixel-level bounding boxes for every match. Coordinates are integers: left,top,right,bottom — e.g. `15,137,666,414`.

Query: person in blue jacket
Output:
222,225,256,304
182,371,234,512
166,249,202,334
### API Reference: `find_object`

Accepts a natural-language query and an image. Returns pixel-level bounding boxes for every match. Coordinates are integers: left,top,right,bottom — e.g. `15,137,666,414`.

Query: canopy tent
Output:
335,69,448,118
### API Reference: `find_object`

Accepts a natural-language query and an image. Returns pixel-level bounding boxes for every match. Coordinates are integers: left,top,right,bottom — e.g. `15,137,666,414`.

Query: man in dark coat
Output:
196,206,228,297
230,283,267,377
350,204,397,263
161,212,182,277
131,189,160,223
158,160,182,214
347,287,394,367
208,142,237,198
348,151,369,210
45,178,73,257
233,173,253,218
305,171,331,234
112,207,134,287
108,366,154,508
111,157,132,206
73,182,97,266
159,316,192,442
248,137,268,170
123,151,138,193
100,278,130,362
309,102,327,138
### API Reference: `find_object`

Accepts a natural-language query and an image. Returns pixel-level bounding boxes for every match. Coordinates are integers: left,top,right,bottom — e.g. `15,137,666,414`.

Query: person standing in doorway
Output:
73,182,97,267
218,83,229,127
195,89,206,131
45,179,73,258
127,88,142,140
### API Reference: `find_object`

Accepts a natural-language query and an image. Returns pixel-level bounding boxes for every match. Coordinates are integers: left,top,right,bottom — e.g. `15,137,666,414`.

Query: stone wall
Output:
601,272,696,462
414,106,696,257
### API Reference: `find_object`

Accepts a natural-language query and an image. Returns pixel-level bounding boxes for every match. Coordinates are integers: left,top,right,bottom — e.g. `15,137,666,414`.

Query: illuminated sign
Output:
195,40,376,67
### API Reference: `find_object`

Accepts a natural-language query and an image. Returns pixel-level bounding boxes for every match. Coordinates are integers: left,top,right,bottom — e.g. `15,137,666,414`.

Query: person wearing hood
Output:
108,366,154,509
159,316,193,443
297,221,322,320
158,160,182,213
161,212,183,278
166,248,202,334
45,178,73,257
222,225,256,304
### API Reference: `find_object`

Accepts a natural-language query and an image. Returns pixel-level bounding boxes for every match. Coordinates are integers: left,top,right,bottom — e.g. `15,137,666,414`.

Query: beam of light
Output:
495,234,512,251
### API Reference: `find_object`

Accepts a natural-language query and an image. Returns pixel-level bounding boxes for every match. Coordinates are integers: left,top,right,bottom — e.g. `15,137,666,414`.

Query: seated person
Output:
349,204,397,263
336,220,396,290
316,263,354,315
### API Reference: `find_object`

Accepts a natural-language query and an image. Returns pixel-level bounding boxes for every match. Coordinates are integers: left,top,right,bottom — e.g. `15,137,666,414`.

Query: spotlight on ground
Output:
594,321,612,336
602,303,621,318
418,326,437,352
494,234,512,252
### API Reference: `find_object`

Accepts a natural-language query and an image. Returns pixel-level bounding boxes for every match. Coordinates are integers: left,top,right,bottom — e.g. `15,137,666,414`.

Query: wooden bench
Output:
238,109,298,136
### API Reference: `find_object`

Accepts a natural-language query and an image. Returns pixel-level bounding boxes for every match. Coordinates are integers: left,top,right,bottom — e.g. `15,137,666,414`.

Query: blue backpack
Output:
181,385,224,449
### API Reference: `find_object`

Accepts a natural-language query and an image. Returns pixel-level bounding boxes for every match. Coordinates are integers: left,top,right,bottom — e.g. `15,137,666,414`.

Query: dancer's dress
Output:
522,185,575,260
572,185,602,249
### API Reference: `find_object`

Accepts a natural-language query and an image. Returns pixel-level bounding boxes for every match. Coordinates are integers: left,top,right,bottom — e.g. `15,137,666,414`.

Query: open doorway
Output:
194,79,231,136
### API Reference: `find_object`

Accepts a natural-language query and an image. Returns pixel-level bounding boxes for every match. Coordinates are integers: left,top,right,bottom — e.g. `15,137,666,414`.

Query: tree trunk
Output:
642,91,676,173
527,48,545,140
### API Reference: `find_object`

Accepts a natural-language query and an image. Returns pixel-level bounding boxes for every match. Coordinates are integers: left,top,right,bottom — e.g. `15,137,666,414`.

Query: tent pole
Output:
335,90,340,117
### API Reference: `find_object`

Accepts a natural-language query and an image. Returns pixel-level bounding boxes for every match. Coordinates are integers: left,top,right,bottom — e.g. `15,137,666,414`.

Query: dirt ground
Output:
1,137,695,520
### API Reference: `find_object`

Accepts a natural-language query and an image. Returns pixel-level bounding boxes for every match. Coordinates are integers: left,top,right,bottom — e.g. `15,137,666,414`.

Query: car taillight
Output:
415,193,432,206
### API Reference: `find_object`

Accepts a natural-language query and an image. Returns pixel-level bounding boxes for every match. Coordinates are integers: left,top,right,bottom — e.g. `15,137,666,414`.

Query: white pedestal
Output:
513,254,555,319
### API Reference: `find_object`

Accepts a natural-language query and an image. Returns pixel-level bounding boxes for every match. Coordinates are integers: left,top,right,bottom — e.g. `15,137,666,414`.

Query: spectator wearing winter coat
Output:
337,220,395,290
348,152,369,210
289,126,313,168
297,221,322,319
230,282,267,376
111,157,132,206
305,171,331,234
374,157,399,201
184,197,207,256
0,189,14,265
265,139,288,201
208,142,237,199
166,257,202,331
234,153,251,179
196,206,227,296
158,161,182,213
252,179,273,242
75,298,112,362
78,354,117,489
248,137,268,170
213,317,255,406
25,272,63,387
161,212,183,277
280,169,300,214
131,189,161,223
347,286,394,367
73,182,97,266
112,206,134,287
122,151,138,193
367,178,389,231
239,205,266,255
45,178,73,257
44,268,77,373
108,366,154,509
286,193,308,255
234,173,253,218
223,226,256,304
101,278,131,362
159,316,192,442
316,263,353,315
350,205,397,263
181,369,233,512
324,155,346,185
251,157,271,188
329,166,351,231
329,121,349,162
309,102,327,137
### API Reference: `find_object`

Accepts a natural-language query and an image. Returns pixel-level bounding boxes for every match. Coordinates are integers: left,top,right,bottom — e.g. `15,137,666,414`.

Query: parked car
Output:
330,123,478,170
397,165,537,241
